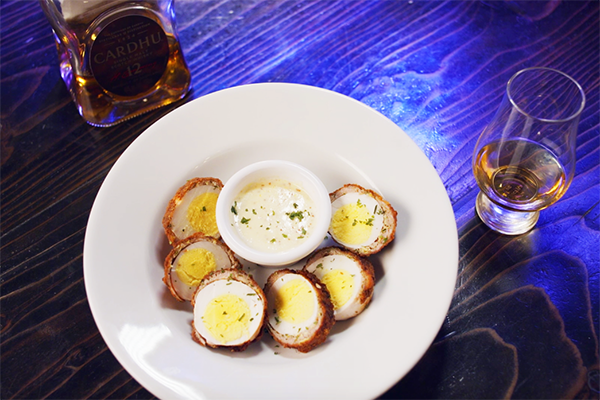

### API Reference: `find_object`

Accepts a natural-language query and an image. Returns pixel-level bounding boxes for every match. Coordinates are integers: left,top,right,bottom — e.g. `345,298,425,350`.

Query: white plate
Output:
84,83,458,400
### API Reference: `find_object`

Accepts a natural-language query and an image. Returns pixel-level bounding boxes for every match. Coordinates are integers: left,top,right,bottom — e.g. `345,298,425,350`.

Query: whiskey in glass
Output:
472,67,585,235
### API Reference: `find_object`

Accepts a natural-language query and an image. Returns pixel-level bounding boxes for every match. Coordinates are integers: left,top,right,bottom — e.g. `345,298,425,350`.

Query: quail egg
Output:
163,232,241,302
329,184,397,256
304,246,375,320
163,177,223,244
264,269,335,353
191,269,267,352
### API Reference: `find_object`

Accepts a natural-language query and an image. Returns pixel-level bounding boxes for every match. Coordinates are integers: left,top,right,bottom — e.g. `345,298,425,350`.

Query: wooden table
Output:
2,1,598,398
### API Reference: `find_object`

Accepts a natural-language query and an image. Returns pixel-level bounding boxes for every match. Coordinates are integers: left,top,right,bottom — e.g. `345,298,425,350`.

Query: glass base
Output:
476,192,539,235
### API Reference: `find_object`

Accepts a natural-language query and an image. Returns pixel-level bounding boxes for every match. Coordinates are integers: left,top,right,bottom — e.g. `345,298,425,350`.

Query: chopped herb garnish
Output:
287,211,304,221
270,238,276,243
238,313,245,321
241,217,251,224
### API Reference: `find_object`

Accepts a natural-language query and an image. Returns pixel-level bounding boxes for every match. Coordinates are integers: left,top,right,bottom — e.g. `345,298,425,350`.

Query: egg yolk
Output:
203,294,251,344
275,279,315,323
186,192,219,237
321,269,354,309
176,248,217,287
330,201,374,245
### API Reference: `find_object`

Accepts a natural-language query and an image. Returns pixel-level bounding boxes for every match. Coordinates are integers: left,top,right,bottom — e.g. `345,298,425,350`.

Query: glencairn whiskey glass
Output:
473,67,585,235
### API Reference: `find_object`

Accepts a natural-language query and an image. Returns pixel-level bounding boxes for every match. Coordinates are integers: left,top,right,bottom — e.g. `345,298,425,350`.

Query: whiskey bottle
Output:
40,0,191,127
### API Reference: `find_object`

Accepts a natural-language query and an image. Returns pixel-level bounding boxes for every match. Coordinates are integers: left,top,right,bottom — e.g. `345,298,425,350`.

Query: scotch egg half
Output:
163,177,223,244
329,184,397,256
264,269,335,353
163,232,241,302
304,246,375,320
191,269,267,352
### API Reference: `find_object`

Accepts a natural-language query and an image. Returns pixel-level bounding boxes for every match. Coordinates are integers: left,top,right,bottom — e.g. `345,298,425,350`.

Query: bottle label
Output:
90,15,170,97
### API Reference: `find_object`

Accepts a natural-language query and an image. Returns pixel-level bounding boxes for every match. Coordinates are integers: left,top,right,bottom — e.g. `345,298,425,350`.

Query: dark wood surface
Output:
2,1,598,399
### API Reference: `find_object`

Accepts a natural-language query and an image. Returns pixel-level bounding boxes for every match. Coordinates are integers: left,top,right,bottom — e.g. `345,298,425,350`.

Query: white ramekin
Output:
216,160,331,267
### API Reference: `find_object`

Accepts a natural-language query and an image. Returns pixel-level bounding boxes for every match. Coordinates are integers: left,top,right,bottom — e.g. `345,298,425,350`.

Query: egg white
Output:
330,192,385,249
193,280,265,347
266,273,319,336
169,240,235,301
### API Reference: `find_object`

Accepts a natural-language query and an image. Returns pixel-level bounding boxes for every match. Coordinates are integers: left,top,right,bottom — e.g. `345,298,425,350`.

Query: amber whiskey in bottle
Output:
40,0,191,127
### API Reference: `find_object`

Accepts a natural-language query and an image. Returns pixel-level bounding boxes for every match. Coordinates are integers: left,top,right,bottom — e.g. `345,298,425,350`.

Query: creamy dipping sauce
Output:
230,178,316,253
